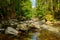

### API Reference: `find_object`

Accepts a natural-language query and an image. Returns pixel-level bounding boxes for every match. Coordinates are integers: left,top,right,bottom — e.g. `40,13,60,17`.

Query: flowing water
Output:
31,32,40,40
30,24,60,40
0,21,60,40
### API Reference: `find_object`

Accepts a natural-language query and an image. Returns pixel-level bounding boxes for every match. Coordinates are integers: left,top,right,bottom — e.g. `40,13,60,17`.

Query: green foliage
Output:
36,0,60,20
31,8,37,18
0,0,10,15
54,10,60,20
24,12,32,19
15,0,32,20
44,14,53,21
36,0,46,18
0,0,32,20
0,0,60,20
0,0,10,7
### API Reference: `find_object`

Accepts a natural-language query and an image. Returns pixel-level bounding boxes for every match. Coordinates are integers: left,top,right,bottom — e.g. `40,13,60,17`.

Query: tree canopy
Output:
0,0,60,21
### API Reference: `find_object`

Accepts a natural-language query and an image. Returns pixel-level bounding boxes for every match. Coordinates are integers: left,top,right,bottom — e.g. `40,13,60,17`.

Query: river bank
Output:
0,19,60,40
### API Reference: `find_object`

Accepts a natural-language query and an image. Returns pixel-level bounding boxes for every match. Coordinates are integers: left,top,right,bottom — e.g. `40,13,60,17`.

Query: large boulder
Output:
17,20,41,31
17,23,28,30
5,27,19,36
30,22,41,29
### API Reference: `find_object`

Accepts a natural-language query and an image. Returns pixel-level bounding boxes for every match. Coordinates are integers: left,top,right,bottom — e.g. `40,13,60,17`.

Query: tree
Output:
0,0,32,20
36,0,47,19
36,0,60,20
15,0,32,20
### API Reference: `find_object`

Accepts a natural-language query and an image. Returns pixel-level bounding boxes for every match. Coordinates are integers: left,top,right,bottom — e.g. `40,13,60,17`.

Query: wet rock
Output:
17,20,41,31
54,21,60,25
8,19,18,26
46,21,53,25
30,22,40,29
2,20,9,25
5,27,19,36
17,23,28,30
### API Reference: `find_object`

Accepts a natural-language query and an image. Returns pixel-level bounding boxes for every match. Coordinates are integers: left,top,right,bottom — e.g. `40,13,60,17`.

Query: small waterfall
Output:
31,32,40,40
